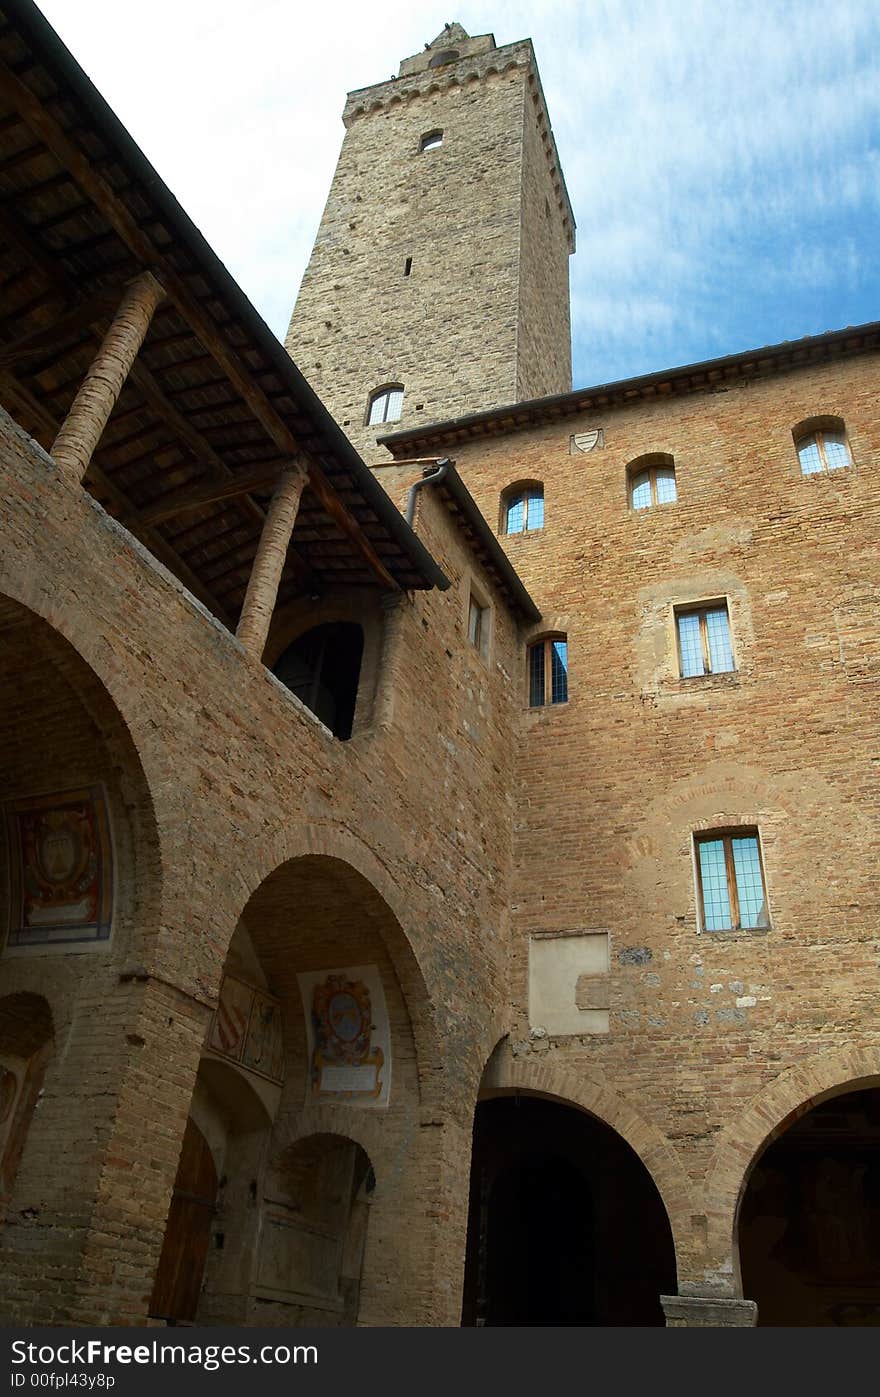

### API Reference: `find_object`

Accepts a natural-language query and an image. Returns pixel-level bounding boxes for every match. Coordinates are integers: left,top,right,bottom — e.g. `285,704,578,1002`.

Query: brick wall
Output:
0,408,522,1323
416,349,880,1292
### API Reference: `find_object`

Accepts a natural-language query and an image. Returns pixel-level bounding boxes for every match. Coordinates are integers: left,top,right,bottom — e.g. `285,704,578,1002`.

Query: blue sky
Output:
37,0,880,390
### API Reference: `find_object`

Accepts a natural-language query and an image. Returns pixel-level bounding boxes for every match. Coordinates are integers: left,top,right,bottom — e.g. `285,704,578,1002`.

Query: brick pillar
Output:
373,592,407,731
51,272,165,483
661,1294,758,1326
356,1113,473,1327
0,973,209,1325
236,461,310,659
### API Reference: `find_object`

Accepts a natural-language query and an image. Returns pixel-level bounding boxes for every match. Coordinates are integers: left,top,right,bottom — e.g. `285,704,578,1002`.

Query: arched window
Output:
419,129,444,151
502,482,544,535
367,385,404,426
793,417,852,474
527,634,568,707
628,454,677,510
272,622,364,740
427,50,459,69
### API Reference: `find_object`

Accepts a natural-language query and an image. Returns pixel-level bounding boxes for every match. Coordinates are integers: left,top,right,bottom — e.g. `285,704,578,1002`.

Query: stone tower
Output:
285,22,576,462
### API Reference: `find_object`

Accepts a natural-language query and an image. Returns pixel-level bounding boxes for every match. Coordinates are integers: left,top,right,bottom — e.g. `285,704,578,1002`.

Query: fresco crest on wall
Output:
298,965,390,1108
4,785,113,947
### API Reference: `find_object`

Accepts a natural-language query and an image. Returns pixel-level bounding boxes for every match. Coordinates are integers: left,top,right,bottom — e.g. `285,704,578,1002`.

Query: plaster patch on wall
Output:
529,931,609,1035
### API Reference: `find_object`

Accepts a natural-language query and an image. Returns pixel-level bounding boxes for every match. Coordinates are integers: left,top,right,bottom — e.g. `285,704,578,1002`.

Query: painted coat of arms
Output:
4,785,113,946
207,975,284,1084
298,966,390,1107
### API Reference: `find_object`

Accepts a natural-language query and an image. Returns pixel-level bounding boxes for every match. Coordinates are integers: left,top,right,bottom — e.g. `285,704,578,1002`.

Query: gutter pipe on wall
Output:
405,459,451,527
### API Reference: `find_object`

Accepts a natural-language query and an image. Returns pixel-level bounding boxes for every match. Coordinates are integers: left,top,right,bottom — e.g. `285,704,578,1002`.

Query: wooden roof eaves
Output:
379,324,880,454
433,463,540,624
0,0,449,596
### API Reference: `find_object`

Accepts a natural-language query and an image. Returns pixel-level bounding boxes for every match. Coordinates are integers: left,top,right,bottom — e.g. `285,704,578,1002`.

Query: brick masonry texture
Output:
0,410,519,1324
423,350,880,1292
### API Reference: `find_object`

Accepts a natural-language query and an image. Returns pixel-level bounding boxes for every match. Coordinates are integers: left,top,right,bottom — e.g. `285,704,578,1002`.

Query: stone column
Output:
661,1294,758,1326
236,461,310,660
51,271,165,482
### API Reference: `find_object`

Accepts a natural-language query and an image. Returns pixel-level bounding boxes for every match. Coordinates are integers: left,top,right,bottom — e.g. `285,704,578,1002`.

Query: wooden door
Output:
149,1118,217,1323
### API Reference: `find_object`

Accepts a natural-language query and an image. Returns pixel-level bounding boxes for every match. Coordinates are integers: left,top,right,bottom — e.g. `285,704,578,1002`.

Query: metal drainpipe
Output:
405,458,451,526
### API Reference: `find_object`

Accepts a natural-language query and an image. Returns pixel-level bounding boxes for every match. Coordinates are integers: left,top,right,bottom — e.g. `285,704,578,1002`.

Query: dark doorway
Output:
150,1119,218,1323
272,623,363,740
739,1087,880,1325
462,1095,676,1326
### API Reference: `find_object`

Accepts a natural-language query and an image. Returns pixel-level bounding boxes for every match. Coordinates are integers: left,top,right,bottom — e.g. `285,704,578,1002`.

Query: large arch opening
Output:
739,1086,880,1325
0,593,159,962
0,593,160,1306
462,1094,676,1326
151,852,424,1326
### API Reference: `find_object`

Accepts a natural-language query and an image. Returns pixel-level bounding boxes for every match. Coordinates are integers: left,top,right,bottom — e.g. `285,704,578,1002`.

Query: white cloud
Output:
35,0,880,385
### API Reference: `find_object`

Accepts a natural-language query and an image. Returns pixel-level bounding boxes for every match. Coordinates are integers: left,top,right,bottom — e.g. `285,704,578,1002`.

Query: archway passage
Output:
739,1087,880,1326
462,1095,676,1326
149,1120,218,1324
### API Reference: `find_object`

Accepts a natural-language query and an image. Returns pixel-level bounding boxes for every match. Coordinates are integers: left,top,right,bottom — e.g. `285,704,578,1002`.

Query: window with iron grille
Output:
694,829,769,931
675,602,735,678
502,483,544,535
528,635,568,707
628,455,677,510
367,385,404,426
794,421,853,475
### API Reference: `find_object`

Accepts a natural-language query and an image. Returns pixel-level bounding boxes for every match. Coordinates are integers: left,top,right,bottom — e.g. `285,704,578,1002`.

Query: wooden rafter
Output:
0,286,118,365
0,366,232,624
136,462,288,526
0,58,399,593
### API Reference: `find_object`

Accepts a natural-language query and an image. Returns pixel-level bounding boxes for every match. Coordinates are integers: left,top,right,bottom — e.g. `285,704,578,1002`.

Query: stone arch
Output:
478,1054,692,1264
222,822,441,1100
0,586,164,961
264,1107,391,1202
705,1044,880,1293
467,1055,682,1324
255,1131,375,1325
0,590,163,963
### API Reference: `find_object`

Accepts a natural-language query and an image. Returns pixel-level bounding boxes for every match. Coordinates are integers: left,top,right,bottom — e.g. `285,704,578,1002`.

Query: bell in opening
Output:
272,623,364,740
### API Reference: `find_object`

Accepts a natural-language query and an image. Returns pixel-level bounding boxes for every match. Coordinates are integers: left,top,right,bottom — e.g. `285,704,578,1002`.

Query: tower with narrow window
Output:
285,23,575,462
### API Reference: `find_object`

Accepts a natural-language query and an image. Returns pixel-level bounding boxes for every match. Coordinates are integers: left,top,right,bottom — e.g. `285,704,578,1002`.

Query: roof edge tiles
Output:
379,321,880,452
5,0,448,595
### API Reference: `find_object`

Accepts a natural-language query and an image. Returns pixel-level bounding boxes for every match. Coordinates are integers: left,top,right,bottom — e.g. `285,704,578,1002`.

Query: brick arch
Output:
266,1113,386,1196
0,584,165,960
225,821,443,1106
704,1043,880,1289
0,569,149,752
479,1055,692,1264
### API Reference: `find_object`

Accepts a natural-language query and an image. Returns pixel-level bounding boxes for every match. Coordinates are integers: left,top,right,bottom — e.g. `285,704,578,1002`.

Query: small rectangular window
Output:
467,592,490,659
675,603,735,678
695,830,769,931
528,636,568,707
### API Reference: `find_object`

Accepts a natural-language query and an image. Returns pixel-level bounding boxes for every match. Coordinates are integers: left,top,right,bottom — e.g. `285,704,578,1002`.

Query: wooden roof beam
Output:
0,286,118,366
136,461,288,526
0,365,232,624
0,59,399,593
